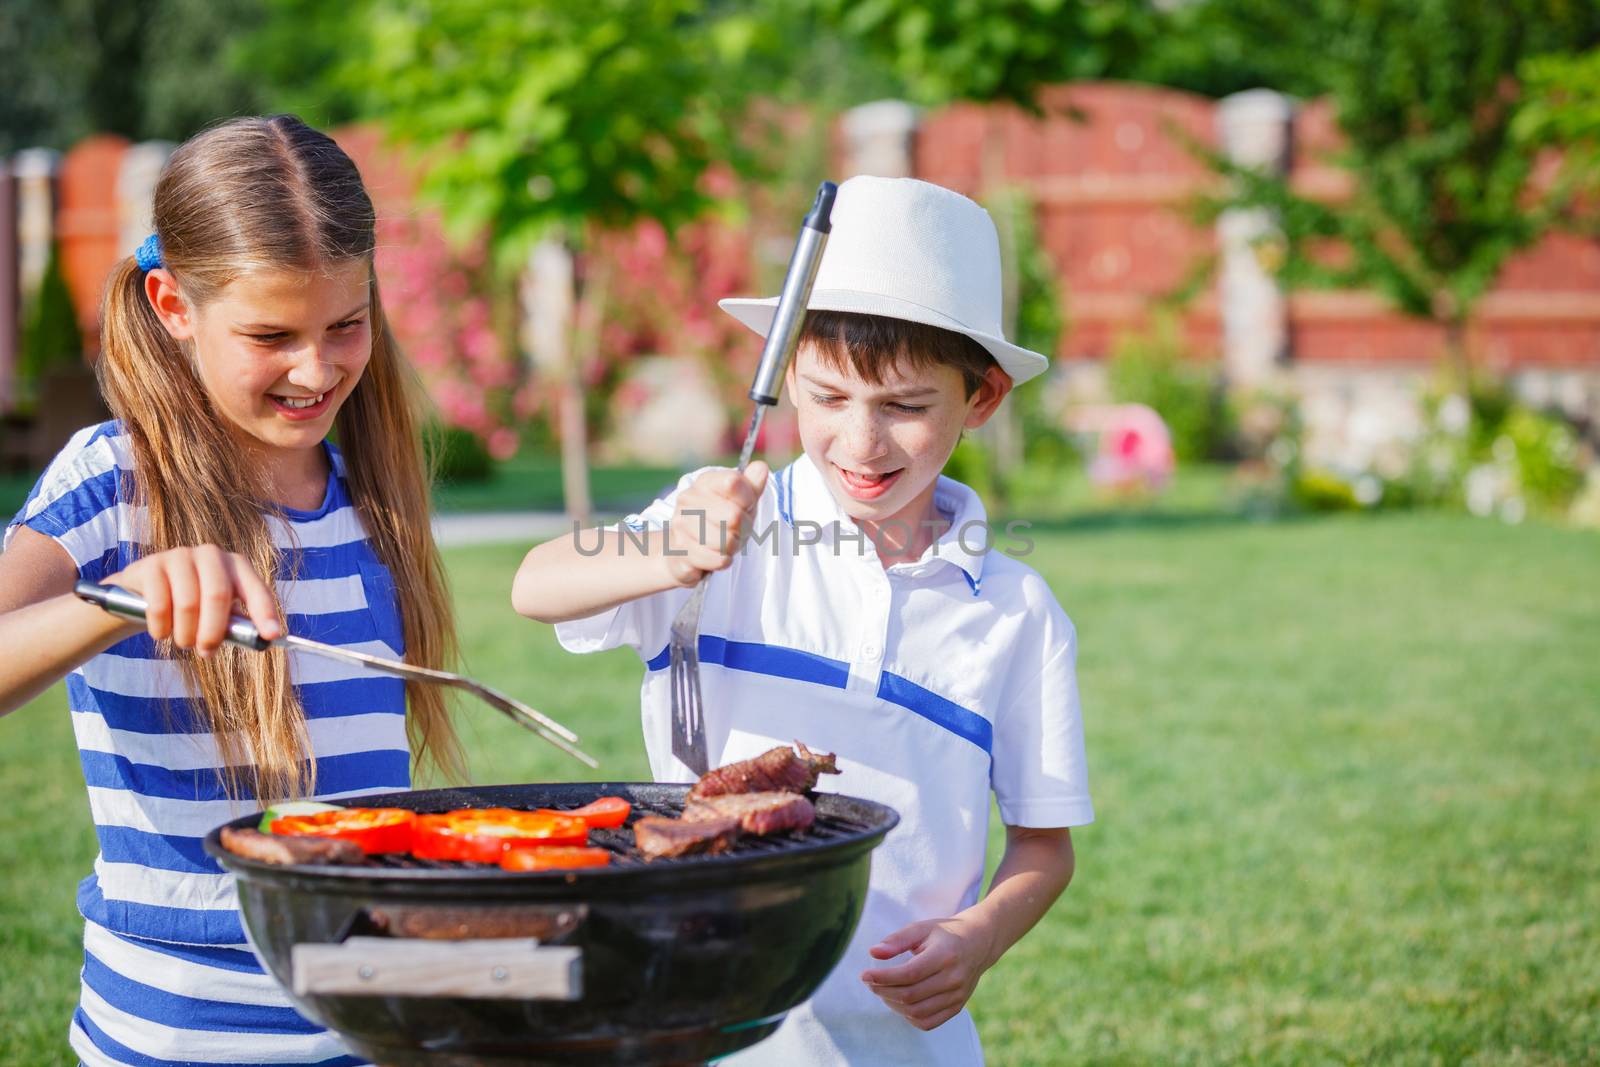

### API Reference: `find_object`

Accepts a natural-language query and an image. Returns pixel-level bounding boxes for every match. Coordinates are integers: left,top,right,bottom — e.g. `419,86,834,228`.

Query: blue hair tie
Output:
135,233,163,272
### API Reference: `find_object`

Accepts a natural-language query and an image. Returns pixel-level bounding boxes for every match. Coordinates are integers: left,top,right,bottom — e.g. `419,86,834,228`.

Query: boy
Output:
512,176,1092,1066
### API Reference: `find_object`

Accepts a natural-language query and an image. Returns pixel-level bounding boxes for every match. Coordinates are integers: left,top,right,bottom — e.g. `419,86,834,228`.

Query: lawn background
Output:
2,499,1597,1063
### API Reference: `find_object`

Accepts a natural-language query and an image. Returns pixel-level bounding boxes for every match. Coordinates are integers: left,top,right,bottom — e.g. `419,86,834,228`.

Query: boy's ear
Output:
144,269,195,341
963,366,1015,430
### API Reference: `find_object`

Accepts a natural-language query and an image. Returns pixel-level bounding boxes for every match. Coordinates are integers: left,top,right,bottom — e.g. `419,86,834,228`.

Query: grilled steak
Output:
221,826,363,866
684,791,816,836
634,814,741,860
688,741,840,800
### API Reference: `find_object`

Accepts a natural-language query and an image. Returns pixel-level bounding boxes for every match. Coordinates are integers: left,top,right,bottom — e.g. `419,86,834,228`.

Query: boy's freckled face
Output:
787,343,978,529
184,263,372,458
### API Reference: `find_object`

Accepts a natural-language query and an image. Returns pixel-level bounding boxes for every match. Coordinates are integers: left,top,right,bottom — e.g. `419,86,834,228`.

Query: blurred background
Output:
2,2,1598,1065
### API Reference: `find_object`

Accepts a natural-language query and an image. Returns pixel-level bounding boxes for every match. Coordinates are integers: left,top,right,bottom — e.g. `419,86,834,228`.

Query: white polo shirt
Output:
557,452,1093,1067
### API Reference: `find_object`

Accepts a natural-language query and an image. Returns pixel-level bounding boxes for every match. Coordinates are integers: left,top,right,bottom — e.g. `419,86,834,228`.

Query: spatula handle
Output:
74,580,273,650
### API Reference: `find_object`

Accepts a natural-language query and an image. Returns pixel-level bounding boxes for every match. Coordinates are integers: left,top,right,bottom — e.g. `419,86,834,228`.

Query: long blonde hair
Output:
97,115,462,801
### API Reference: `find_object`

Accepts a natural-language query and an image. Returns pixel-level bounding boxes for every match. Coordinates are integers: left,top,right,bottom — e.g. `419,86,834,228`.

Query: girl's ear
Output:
963,365,1015,430
144,269,195,341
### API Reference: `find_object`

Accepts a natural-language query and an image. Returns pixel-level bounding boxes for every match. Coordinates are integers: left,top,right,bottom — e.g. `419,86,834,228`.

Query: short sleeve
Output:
990,592,1094,828
3,424,126,580
552,467,711,662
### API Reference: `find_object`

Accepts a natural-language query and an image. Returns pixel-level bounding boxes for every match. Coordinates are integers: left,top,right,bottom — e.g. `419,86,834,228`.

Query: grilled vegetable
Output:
258,800,341,833
500,846,612,871
545,796,631,830
412,809,588,864
271,808,417,855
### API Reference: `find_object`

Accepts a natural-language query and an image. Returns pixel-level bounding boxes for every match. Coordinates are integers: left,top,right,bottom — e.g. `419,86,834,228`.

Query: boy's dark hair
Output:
800,310,998,398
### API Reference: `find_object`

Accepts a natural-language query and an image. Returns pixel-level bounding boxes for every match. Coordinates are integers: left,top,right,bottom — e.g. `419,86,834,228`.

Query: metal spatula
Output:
74,580,598,769
667,180,837,775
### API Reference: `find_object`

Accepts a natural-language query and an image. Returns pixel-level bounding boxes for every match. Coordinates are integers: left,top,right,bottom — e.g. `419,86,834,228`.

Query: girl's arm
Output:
0,530,283,718
860,826,1076,1031
512,463,767,624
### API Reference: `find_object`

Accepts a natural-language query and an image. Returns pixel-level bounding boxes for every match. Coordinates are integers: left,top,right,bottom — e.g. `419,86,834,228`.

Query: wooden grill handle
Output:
291,937,582,1000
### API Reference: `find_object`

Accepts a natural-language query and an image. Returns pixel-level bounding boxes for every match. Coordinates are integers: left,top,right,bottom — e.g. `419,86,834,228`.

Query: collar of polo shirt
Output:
778,454,988,594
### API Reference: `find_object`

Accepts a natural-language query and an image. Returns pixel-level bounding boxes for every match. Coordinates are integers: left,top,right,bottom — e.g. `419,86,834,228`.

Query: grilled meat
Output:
684,791,816,836
635,814,741,860
687,741,839,800
221,825,363,866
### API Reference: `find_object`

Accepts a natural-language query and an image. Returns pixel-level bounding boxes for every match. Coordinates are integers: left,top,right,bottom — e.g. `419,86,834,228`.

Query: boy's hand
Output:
861,914,997,1032
108,545,283,658
663,462,769,586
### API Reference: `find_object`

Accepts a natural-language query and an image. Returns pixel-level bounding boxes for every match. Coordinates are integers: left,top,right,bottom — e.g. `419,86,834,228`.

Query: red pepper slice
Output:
270,808,416,855
543,796,631,830
411,809,589,864
500,846,612,872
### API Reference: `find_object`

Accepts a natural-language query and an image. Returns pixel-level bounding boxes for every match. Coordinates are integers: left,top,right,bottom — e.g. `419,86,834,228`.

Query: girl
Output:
0,115,460,1066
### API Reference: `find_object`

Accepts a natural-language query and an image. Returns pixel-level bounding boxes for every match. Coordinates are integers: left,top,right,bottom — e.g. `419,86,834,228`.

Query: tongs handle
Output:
74,580,271,649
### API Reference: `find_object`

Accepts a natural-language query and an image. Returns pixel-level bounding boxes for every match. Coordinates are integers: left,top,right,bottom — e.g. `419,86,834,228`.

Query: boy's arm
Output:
861,825,1075,1032
511,462,769,625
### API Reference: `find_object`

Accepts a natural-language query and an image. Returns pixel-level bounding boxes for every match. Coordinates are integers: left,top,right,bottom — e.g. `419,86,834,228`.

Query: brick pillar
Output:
12,149,59,310
1216,90,1294,387
116,141,174,259
841,100,920,178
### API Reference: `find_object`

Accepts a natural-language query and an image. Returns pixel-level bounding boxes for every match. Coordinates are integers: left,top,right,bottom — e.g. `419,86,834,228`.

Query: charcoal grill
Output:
204,782,898,1067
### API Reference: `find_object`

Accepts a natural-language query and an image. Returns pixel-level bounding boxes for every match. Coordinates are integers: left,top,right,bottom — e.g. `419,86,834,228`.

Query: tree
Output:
1200,0,1600,379
286,0,795,518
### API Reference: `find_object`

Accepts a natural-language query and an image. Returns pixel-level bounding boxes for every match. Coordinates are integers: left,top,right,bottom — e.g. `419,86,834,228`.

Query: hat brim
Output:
718,290,1050,387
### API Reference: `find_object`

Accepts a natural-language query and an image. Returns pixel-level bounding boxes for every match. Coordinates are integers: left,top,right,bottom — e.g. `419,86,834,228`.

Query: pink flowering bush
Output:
375,214,521,462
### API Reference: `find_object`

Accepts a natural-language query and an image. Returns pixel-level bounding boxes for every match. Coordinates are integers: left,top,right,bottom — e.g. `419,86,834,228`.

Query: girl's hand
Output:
107,545,282,657
860,914,998,1032
663,462,769,587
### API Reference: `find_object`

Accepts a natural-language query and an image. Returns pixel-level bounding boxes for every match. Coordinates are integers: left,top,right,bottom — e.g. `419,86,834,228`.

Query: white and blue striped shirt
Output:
6,422,411,1067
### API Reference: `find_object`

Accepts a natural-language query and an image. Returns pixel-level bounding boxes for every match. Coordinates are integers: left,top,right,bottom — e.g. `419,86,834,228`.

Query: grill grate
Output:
360,793,874,871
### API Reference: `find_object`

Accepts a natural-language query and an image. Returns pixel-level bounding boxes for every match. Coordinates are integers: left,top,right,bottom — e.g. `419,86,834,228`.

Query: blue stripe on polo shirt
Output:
20,465,120,536
72,1009,366,1067
95,825,217,875
876,670,994,755
285,607,385,645
107,929,265,974
646,636,850,689
82,951,321,1033
73,676,409,733
79,749,410,802
79,877,246,945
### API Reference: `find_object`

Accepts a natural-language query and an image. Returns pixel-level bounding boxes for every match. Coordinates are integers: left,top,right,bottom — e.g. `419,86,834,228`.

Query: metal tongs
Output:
667,180,838,774
74,580,598,768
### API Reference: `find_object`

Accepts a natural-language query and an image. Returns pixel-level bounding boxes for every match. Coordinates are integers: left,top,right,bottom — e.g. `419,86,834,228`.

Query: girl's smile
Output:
149,261,372,505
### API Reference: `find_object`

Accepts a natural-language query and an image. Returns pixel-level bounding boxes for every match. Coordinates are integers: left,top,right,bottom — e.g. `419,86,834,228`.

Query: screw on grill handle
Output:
74,580,273,650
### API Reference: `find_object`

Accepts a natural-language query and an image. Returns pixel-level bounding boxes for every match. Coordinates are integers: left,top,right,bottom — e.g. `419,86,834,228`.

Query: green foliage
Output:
318,0,797,271
1202,0,1600,353
0,0,271,151
1516,47,1600,236
422,421,493,485
943,435,997,503
810,0,1157,108
1503,407,1587,509
18,244,85,402
1104,315,1231,462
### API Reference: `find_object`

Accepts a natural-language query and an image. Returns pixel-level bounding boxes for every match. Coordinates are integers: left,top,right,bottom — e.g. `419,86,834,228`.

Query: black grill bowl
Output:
203,783,898,1067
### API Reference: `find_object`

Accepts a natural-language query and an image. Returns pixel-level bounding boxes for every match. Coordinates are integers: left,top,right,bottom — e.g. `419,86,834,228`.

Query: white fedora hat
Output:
719,175,1050,386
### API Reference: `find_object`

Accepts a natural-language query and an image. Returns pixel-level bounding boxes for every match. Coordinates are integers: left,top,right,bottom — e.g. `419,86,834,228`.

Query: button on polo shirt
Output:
557,452,1092,1067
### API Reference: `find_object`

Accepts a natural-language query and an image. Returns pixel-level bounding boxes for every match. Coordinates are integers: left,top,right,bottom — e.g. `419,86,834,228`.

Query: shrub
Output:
423,422,493,485
18,243,84,405
1105,315,1232,462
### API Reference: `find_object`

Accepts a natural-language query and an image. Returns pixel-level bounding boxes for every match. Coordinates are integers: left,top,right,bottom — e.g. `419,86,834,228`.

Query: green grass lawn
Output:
2,511,1597,1064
